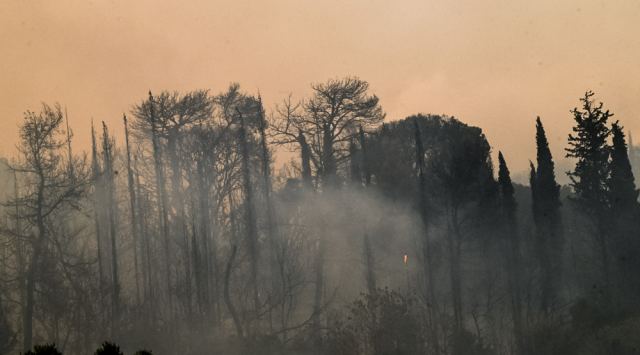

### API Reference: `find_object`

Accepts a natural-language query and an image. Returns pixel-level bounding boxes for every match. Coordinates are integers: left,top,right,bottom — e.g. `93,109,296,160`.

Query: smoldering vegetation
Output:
0,78,639,355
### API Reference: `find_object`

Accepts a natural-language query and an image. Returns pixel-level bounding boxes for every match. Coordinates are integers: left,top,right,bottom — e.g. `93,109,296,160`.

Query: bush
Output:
23,343,62,355
324,288,425,355
94,342,123,355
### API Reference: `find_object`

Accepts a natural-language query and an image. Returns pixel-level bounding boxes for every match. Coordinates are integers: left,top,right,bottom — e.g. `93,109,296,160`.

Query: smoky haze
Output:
2,0,640,174
1,2,640,355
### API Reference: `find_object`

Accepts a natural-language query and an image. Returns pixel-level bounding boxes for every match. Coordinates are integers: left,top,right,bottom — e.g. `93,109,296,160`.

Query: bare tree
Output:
5,104,85,351
272,77,384,187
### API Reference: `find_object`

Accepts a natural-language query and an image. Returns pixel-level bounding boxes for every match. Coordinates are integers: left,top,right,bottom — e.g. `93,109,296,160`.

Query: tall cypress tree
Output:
498,152,524,355
349,138,361,185
608,122,640,304
566,91,613,302
609,122,639,212
359,126,371,186
531,117,563,315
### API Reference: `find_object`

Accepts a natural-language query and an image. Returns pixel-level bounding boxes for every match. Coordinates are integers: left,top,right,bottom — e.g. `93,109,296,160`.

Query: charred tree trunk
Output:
12,172,27,353
237,109,261,324
90,122,106,321
23,161,47,352
124,115,141,306
259,115,280,331
358,126,371,186
312,237,325,348
299,131,313,189
321,123,336,188
224,245,243,338
102,122,120,326
363,234,376,294
135,156,155,321
167,133,193,317
148,92,173,315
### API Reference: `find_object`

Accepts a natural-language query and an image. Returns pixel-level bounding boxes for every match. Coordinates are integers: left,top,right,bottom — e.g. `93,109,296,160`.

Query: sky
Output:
1,0,639,178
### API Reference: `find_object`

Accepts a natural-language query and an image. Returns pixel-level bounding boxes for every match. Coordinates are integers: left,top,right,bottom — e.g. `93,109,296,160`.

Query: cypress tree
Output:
531,117,563,315
359,126,371,186
609,122,639,212
608,122,640,304
498,152,524,355
566,91,613,301
349,138,361,185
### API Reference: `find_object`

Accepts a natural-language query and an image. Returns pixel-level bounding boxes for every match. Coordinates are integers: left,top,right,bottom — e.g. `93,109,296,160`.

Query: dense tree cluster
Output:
0,80,638,355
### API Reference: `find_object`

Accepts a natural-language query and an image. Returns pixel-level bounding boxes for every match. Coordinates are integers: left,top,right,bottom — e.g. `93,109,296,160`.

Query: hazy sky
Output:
1,0,639,176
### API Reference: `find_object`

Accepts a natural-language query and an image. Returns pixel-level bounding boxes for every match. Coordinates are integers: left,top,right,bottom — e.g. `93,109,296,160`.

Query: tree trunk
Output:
299,131,313,189
148,92,173,316
363,234,376,294
237,110,261,323
124,116,141,306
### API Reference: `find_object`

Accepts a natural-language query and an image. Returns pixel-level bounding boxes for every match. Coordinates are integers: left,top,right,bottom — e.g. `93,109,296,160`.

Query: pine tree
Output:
531,117,563,315
566,91,613,301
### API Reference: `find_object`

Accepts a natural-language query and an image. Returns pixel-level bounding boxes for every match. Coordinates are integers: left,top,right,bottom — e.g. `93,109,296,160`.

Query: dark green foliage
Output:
566,91,612,216
531,117,563,314
367,114,495,208
609,122,639,212
566,91,614,302
24,343,155,355
498,152,525,355
498,152,516,214
23,343,62,355
534,117,561,213
94,341,123,355
608,122,640,308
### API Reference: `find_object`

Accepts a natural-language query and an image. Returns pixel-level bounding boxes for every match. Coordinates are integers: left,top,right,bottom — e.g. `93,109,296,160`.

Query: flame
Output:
403,254,408,265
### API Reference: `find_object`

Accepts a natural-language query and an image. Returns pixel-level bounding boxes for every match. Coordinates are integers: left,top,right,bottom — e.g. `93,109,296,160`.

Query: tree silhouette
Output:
531,117,563,315
566,91,613,302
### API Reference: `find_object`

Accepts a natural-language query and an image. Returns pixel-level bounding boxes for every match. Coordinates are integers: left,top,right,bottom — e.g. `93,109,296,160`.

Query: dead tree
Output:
237,109,261,324
102,122,120,325
124,115,141,305
9,104,84,351
90,121,106,319
363,234,376,294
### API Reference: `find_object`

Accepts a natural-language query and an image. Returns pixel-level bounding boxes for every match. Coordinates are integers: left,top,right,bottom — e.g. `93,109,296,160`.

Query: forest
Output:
0,77,638,355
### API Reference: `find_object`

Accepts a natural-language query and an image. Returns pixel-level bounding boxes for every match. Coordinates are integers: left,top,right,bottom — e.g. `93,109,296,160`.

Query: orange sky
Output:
1,0,639,176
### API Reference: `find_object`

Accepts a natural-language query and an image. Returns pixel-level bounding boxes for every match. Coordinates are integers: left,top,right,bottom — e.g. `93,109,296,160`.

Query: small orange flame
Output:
403,254,408,265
